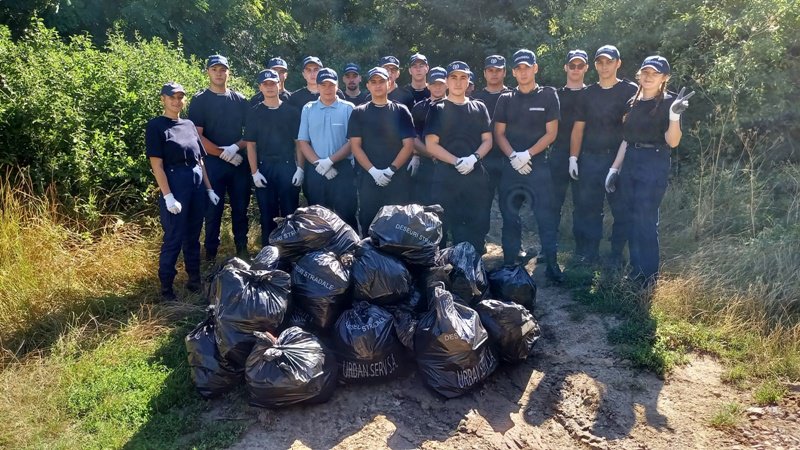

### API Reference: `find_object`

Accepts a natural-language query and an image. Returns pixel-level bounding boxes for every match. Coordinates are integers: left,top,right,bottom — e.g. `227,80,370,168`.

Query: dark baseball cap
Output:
446,61,471,75
380,55,400,68
316,67,338,84
640,55,671,74
469,72,475,84
595,45,620,60
302,56,323,68
565,49,589,64
257,69,280,84
206,54,229,69
409,53,428,65
428,66,447,83
160,82,186,96
512,49,537,67
484,55,506,68
267,57,287,69
343,63,360,75
367,67,390,80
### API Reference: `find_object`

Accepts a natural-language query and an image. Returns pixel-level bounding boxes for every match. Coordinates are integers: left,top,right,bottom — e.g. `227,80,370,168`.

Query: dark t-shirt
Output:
243,102,301,160
574,80,638,152
248,90,291,107
424,99,491,158
286,87,345,110
344,91,370,106
554,86,585,149
387,87,415,111
347,101,415,168
623,93,678,146
471,87,512,120
404,84,431,106
494,86,560,151
145,116,206,166
187,88,248,146
411,97,443,138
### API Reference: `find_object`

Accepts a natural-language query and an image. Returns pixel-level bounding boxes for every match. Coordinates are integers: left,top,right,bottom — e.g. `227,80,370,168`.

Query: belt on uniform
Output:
631,142,667,149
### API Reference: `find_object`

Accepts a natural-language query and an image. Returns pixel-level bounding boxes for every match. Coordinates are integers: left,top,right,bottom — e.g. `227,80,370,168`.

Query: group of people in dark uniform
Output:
146,47,693,300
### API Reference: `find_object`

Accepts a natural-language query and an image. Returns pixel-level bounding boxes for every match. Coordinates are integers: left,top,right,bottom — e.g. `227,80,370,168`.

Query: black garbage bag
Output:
268,205,358,262
415,264,453,310
245,328,338,408
352,239,412,306
333,301,409,383
476,299,541,364
291,251,352,332
414,283,498,398
214,267,291,368
368,204,443,267
310,205,359,256
436,242,488,305
251,245,281,270
385,305,418,354
185,306,243,398
487,265,537,310
204,257,251,304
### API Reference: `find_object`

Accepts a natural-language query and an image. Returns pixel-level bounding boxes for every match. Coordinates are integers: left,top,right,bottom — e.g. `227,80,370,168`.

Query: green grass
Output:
753,380,788,406
709,402,744,428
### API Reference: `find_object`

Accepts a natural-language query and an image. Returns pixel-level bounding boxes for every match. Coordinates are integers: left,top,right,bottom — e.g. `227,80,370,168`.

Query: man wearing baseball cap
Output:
187,54,251,260
380,55,415,111
296,68,358,229
405,53,431,105
424,61,493,252
287,56,345,110
493,48,563,281
409,66,447,205
244,69,304,245
249,57,292,106
342,63,369,105
348,66,415,231
570,44,637,266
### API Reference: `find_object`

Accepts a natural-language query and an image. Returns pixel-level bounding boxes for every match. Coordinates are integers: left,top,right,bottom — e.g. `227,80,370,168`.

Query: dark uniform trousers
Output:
158,165,207,288
358,167,410,234
303,160,359,232
410,157,436,207
498,154,559,264
204,155,252,255
548,146,580,245
431,163,491,253
619,145,670,281
574,149,629,260
254,158,300,246
480,148,505,238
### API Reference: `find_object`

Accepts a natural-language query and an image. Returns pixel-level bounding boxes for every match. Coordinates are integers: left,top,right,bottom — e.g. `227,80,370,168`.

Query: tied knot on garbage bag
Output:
269,205,358,261
368,204,443,267
487,265,537,310
435,242,489,306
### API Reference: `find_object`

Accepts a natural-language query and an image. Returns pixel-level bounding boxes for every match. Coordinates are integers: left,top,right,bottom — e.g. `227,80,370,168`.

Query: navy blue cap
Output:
409,53,428,65
302,56,323,68
380,55,400,68
484,55,506,68
343,63,360,75
267,57,287,69
367,67,390,80
446,61,471,75
640,55,671,74
594,45,620,60
565,49,589,64
469,72,475,84
428,66,447,83
257,69,280,84
316,67,338,84
512,49,537,67
160,82,186,96
206,54,229,69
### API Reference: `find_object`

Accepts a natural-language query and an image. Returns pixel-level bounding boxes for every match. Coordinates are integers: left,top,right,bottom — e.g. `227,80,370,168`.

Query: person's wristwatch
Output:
389,164,398,172
472,152,481,160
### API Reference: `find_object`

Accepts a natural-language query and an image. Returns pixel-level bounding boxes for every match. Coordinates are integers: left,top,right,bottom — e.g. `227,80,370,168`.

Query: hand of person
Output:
381,167,395,182
207,189,220,205
669,87,696,121
229,154,243,167
516,162,533,175
569,156,579,180
314,157,333,176
407,155,420,176
252,171,268,188
455,154,478,175
163,193,182,214
324,167,338,180
368,167,391,187
291,167,304,186
509,150,532,171
605,168,619,193
219,144,239,162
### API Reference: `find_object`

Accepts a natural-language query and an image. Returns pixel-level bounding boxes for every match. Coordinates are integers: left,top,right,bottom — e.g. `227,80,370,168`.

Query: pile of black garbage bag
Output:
185,204,541,407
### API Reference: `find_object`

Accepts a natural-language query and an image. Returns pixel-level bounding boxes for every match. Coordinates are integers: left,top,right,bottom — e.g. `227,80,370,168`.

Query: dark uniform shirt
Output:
145,116,206,166
472,87,512,119
574,80,637,152
248,90,291,107
347,101,415,168
411,97,443,138
344,91,370,106
187,88,248,146
286,87,346,110
494,86,561,151
243,102,301,160
424,99,491,158
404,84,431,106
554,86,585,149
623,93,677,147
387,87,415,111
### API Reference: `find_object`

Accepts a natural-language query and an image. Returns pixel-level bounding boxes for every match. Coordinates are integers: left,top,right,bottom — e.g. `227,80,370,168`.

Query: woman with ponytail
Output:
604,55,694,286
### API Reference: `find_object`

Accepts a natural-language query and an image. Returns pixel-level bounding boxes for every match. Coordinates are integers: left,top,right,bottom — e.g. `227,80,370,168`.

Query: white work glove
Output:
516,162,532,175
219,144,239,162
324,167,338,180
605,168,619,193
669,87,695,121
382,167,395,182
207,189,220,205
368,167,391,187
252,171,267,188
163,193,182,214
407,155,420,176
455,154,478,175
229,153,243,167
509,150,532,171
291,167,304,186
314,157,334,176
568,156,579,180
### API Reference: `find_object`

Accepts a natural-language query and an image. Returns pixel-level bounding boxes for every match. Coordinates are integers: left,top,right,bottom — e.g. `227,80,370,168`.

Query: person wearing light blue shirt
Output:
297,67,358,230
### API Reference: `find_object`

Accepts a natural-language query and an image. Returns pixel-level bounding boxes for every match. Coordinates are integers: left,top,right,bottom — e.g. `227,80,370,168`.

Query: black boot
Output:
186,274,202,293
160,284,177,301
545,253,564,283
